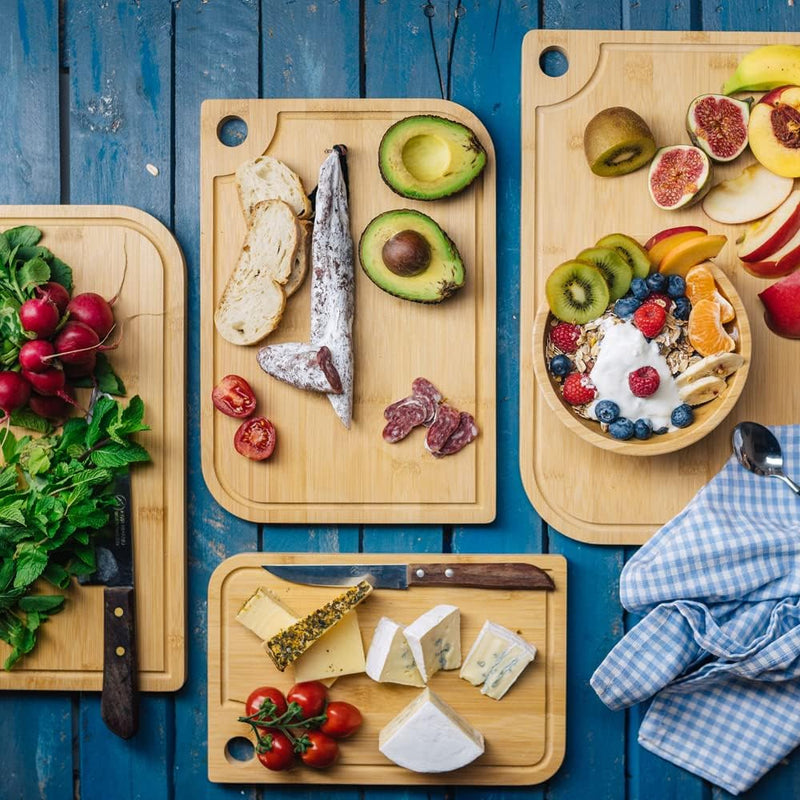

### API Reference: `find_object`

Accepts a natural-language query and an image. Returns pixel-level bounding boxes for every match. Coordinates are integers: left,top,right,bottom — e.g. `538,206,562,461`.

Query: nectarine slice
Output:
647,229,708,266
749,86,800,179
658,234,727,276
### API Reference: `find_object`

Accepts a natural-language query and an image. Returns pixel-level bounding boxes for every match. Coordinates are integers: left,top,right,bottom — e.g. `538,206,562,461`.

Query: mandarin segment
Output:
687,298,736,357
685,263,735,323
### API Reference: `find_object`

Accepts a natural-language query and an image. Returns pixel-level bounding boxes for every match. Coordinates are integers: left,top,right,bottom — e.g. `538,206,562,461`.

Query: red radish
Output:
19,340,56,373
22,367,65,397
66,292,115,339
19,297,60,339
0,371,31,417
35,282,71,314
63,353,97,378
28,392,72,421
52,320,116,366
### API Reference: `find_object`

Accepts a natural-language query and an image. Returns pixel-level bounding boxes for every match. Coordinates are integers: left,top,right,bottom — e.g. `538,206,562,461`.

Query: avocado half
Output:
359,209,465,303
378,115,487,200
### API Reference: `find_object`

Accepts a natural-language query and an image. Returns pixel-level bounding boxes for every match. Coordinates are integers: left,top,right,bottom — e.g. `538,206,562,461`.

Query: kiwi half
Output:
545,261,610,324
584,107,657,177
575,247,632,302
596,233,653,279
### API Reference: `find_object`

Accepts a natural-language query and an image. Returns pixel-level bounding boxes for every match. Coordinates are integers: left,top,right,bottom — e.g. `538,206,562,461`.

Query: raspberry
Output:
633,301,667,338
647,292,674,313
549,322,580,353
628,366,660,398
562,372,597,405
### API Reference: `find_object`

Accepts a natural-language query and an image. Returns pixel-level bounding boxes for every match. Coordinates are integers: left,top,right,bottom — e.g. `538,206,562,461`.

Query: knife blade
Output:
263,562,555,591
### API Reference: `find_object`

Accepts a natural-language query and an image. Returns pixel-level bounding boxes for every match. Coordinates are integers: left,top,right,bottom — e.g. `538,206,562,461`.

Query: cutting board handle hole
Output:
225,736,255,764
539,47,569,78
217,116,249,148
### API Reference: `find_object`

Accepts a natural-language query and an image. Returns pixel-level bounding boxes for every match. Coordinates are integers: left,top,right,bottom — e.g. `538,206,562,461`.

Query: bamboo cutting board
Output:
207,552,565,785
520,30,800,545
200,99,495,524
0,206,185,691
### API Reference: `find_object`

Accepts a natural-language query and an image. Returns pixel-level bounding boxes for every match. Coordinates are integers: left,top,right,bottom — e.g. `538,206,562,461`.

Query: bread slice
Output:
236,155,312,223
285,219,312,297
214,200,300,346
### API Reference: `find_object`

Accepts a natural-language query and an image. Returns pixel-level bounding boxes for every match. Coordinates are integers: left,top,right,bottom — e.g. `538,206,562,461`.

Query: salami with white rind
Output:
257,343,342,394
424,404,462,454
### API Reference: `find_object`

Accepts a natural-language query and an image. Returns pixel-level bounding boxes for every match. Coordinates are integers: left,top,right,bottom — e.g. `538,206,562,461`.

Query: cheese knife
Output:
263,562,555,590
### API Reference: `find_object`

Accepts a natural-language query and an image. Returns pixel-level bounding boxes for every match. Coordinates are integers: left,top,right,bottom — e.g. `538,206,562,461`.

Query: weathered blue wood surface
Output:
2,1,799,798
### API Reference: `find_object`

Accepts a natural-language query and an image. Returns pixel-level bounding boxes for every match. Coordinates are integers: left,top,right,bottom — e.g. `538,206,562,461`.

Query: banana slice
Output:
676,352,745,388
678,375,728,406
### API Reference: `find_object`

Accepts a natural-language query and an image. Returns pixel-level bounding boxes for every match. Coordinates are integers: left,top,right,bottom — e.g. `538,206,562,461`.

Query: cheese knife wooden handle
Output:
406,562,555,590
101,586,139,740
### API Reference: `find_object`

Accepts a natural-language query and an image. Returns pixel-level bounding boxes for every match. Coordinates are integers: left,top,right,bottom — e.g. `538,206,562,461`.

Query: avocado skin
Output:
359,209,465,303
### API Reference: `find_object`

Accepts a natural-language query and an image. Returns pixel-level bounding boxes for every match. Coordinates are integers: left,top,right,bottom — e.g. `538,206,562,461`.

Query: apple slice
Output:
738,187,800,262
759,269,800,337
701,164,793,224
742,224,800,278
647,229,708,266
658,234,727,275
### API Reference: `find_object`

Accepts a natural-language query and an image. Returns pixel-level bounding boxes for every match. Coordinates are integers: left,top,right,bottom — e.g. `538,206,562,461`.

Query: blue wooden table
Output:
2,1,798,798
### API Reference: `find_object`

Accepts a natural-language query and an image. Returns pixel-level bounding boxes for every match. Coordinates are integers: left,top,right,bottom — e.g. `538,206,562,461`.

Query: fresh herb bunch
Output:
0,394,149,669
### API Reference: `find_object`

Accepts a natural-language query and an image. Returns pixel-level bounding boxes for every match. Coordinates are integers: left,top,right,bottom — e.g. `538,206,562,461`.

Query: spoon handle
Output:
772,473,800,495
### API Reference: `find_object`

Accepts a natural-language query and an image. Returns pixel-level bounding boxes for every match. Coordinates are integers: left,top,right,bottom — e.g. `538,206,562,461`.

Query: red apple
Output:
644,225,707,251
742,224,800,278
739,187,800,262
702,164,793,225
749,86,800,178
759,270,800,337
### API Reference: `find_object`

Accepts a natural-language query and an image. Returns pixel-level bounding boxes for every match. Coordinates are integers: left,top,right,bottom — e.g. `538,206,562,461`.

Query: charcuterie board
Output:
207,552,566,785
0,205,185,691
519,30,800,545
200,99,495,524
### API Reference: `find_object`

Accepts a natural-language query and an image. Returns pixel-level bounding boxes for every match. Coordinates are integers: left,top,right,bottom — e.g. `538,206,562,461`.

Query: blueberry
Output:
630,278,650,300
614,295,642,318
666,274,686,298
595,400,620,424
634,418,653,440
549,354,573,377
608,417,635,440
645,272,667,293
673,296,691,320
671,403,694,428
654,426,669,435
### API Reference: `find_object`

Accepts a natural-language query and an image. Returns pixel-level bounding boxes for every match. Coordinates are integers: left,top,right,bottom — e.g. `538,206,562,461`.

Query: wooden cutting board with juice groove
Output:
0,206,186,691
200,99,495,524
207,552,566,785
520,30,800,545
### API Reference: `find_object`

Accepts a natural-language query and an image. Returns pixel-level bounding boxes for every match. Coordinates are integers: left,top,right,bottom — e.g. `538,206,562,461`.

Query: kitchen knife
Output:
263,562,555,590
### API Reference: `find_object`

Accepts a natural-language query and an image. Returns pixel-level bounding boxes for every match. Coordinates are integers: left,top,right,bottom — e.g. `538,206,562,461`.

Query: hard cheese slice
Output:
379,687,484,773
460,620,536,700
236,587,296,640
403,604,461,683
365,617,425,687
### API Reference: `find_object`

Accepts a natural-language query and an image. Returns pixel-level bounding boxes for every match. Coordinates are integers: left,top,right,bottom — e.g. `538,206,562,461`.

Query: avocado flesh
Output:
359,210,465,303
379,115,487,200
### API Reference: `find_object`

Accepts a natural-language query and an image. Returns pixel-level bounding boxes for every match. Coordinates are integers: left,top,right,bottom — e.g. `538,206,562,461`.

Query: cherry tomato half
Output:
245,686,288,722
299,730,339,768
320,701,363,739
212,374,257,418
234,416,277,461
256,729,295,772
287,681,327,719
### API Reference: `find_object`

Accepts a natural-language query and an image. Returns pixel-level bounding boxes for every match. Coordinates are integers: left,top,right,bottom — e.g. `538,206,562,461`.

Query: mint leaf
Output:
0,500,26,526
18,595,64,614
9,408,51,434
91,442,149,469
4,227,41,249
13,543,48,588
17,257,50,293
43,562,70,590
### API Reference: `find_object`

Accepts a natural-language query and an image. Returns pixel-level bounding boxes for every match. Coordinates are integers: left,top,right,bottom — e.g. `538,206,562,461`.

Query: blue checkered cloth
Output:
591,425,800,795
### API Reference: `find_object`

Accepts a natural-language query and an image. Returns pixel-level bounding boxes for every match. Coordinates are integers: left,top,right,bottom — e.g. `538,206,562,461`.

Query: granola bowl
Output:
532,263,751,456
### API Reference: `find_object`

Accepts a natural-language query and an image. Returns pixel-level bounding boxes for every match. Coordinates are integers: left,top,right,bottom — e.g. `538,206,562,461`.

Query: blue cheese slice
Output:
403,604,461,683
379,688,484,773
365,617,425,687
460,620,536,700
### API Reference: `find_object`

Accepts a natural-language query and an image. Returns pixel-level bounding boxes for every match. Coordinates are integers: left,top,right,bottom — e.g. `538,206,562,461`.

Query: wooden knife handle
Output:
406,562,555,590
101,586,139,740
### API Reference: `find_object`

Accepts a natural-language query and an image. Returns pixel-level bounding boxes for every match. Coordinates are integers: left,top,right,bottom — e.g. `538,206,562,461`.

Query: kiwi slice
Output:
596,233,653,279
575,247,633,302
583,107,657,177
545,261,610,324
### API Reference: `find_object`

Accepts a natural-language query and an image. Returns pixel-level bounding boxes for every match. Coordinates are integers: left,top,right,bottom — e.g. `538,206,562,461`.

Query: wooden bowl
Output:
532,264,751,456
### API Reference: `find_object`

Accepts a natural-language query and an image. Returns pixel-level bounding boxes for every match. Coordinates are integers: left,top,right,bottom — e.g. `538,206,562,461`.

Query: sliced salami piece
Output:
384,394,429,421
381,397,429,443
432,412,479,457
257,343,342,393
424,404,461,454
412,377,443,406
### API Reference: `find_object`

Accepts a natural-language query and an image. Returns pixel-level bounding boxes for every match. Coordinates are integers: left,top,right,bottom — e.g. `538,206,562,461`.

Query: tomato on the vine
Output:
287,681,328,719
212,374,257,418
256,729,294,772
300,730,339,768
320,701,362,739
245,686,288,722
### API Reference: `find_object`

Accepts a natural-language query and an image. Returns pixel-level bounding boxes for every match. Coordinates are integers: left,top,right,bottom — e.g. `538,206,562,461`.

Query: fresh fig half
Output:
648,145,712,211
686,94,751,162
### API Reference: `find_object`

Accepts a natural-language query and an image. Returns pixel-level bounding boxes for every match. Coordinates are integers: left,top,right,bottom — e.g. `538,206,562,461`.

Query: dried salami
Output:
382,397,429,442
257,343,342,393
432,412,479,457
424,404,461,454
412,377,442,406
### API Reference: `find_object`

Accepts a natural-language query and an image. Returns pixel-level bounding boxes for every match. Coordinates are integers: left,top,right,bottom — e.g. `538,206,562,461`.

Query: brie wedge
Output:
403,604,461,683
365,617,425,687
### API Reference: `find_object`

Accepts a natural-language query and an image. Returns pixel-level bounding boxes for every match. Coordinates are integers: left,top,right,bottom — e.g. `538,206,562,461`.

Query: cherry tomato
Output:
256,729,295,772
286,681,327,718
320,701,363,739
234,416,277,461
212,374,256,418
245,686,288,723
299,730,339,768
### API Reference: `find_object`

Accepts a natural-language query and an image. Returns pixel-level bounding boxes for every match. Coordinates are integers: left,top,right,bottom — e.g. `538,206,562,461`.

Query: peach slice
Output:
749,85,800,178
658,234,727,276
647,228,708,266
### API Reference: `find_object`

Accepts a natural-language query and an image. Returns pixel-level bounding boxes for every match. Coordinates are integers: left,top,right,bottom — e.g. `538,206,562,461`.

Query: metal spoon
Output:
732,421,800,495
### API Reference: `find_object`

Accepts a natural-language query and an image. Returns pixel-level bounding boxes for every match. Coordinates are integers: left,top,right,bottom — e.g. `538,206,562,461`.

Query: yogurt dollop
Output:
588,319,681,431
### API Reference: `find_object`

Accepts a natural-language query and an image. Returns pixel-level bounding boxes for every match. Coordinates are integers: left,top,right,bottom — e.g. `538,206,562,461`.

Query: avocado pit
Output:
382,230,432,277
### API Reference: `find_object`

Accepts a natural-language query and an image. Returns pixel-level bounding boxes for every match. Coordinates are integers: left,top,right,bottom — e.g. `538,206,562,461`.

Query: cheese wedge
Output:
379,688,484,773
365,617,425,687
403,604,461,683
293,609,365,683
236,587,297,640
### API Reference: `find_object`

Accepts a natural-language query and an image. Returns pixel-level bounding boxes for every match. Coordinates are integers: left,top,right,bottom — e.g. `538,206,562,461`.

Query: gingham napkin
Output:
591,425,800,795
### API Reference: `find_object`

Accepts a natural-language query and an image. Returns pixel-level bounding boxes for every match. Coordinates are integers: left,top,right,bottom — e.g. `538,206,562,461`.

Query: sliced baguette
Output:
214,199,300,346
285,219,313,297
236,155,312,222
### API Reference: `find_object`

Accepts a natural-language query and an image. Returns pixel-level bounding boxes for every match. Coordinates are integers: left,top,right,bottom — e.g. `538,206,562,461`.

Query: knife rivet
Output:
445,568,454,578
115,646,125,657
114,607,124,618
415,568,425,578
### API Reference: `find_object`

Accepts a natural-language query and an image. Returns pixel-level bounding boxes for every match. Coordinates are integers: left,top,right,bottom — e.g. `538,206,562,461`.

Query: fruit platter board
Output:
0,205,185,691
207,552,566,785
200,99,496,524
520,30,800,545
